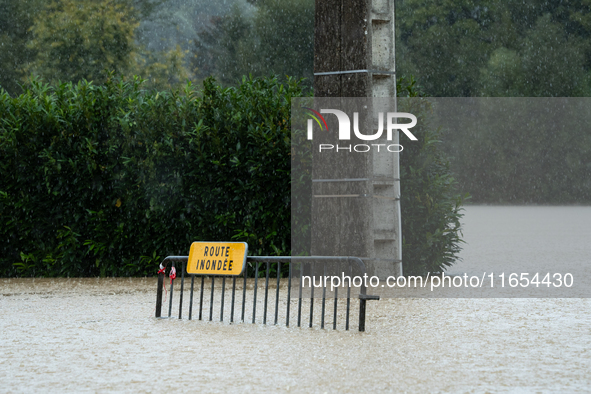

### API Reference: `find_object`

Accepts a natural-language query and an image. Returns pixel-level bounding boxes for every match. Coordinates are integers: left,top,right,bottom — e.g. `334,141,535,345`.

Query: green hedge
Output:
0,74,466,277
0,74,300,276
398,77,468,275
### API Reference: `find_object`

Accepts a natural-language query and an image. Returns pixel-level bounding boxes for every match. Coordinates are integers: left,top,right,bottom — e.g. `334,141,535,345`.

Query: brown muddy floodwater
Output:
1,206,591,393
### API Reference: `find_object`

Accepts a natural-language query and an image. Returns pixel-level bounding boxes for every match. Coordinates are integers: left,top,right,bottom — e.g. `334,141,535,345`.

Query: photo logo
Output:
305,108,418,152
303,107,329,133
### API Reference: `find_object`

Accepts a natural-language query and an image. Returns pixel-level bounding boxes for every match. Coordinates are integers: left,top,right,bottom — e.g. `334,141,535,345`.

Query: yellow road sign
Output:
186,242,248,276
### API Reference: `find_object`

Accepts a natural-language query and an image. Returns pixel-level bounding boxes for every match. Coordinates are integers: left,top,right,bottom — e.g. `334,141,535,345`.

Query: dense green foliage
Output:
193,0,314,86
397,0,591,97
0,0,42,94
26,0,140,84
0,0,189,95
0,75,300,277
193,0,591,98
398,78,467,275
6,0,590,97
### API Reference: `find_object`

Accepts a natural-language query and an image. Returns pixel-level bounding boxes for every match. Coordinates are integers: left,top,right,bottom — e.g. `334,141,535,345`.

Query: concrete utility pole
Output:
312,0,401,277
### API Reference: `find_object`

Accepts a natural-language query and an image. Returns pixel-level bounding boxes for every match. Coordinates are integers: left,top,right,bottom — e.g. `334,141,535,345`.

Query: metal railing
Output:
155,256,380,331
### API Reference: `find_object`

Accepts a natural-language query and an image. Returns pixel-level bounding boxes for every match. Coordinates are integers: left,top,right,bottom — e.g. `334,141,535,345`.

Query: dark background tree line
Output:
4,0,590,97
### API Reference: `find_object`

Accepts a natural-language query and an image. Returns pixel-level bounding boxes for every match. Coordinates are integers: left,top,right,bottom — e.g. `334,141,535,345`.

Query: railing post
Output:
359,298,367,332
156,270,164,318
359,273,367,332
357,293,380,331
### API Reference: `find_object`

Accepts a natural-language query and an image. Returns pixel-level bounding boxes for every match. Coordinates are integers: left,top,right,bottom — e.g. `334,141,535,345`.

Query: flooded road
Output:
1,206,590,393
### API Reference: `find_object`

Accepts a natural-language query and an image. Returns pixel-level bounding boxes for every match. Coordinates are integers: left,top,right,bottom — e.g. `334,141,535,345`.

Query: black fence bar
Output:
286,262,292,327
346,260,352,331
179,267,185,320
199,276,204,321
274,262,280,325
209,276,215,321
155,255,379,331
333,281,338,330
309,262,314,328
298,263,303,328
230,277,236,323
252,262,259,324
168,275,174,318
189,275,195,320
155,271,164,318
321,264,327,329
359,269,366,332
263,262,270,325
241,270,247,322
220,277,226,322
